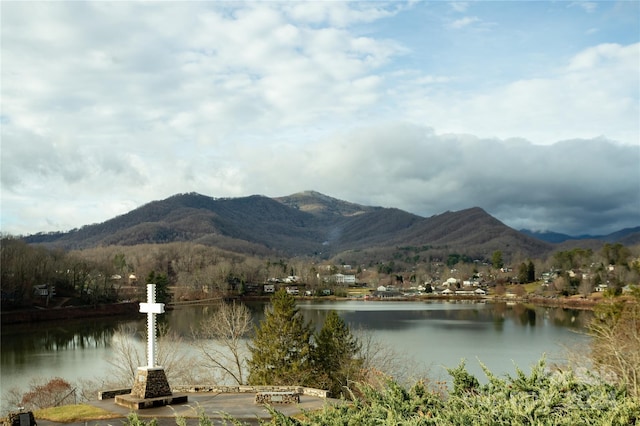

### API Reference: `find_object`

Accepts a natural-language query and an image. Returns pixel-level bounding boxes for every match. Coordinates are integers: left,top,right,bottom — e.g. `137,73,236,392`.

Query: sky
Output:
1,1,639,238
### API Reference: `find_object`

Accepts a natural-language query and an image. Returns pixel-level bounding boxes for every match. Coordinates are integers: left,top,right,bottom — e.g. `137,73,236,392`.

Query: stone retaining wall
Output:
98,389,132,400
172,385,329,398
100,385,329,400
255,391,300,404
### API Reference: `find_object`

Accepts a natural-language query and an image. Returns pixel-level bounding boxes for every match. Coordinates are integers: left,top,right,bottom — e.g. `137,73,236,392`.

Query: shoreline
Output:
0,301,140,325
1,294,603,325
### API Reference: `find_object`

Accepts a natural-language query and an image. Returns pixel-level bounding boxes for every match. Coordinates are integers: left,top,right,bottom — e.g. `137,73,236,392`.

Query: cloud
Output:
1,1,638,238
570,2,598,13
450,2,470,13
450,16,481,29
397,42,639,146
242,124,640,236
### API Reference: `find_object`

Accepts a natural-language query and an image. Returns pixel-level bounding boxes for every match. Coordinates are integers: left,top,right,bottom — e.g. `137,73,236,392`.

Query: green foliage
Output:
311,310,362,397
146,271,170,304
516,261,536,284
517,262,529,284
491,250,503,269
124,413,158,426
602,243,631,266
447,360,479,396
527,260,535,282
553,248,593,270
247,289,313,386
446,253,473,268
377,261,395,274
272,358,640,425
62,358,640,426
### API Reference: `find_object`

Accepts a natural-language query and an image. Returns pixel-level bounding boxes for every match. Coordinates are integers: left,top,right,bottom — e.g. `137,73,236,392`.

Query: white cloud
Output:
1,2,638,237
450,16,480,29
286,1,399,27
450,2,470,13
570,2,598,13
397,42,639,145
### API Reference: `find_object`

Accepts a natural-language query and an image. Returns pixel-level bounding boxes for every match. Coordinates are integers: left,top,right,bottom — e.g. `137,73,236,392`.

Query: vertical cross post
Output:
139,284,165,368
115,282,187,407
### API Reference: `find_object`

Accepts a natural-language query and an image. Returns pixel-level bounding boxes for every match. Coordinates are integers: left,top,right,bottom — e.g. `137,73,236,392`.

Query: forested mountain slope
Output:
21,191,618,260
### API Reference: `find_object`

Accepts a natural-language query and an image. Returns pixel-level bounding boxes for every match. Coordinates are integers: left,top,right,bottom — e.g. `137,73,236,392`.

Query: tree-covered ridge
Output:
20,191,558,259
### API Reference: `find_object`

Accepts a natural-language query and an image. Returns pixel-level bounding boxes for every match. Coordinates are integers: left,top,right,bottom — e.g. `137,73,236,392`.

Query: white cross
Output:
139,284,165,368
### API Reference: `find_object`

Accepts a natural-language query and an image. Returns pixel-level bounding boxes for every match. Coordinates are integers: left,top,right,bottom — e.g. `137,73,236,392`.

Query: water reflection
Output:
1,301,591,393
2,318,121,356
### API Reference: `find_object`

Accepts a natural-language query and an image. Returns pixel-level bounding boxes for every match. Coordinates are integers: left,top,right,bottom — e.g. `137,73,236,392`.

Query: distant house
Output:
441,288,454,295
33,284,50,297
371,287,403,298
332,274,356,285
263,284,275,293
596,284,608,292
446,278,458,286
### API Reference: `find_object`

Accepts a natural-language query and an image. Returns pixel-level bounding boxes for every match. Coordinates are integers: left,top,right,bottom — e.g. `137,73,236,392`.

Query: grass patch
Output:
347,288,370,297
34,404,121,423
523,282,541,294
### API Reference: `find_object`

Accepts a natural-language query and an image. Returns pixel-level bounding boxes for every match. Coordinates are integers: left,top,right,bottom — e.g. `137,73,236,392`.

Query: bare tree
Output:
8,377,76,411
106,323,201,387
589,291,640,398
354,328,433,389
106,324,144,384
192,301,253,385
578,277,594,298
156,323,203,385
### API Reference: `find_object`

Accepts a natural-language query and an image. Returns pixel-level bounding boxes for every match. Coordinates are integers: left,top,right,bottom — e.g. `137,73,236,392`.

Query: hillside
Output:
22,190,631,260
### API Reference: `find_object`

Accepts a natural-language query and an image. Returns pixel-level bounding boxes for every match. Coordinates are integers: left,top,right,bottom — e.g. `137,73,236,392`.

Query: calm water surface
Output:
1,300,591,397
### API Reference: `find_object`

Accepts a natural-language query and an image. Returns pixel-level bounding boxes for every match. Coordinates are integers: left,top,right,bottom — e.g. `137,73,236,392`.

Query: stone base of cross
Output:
130,366,172,399
115,283,187,409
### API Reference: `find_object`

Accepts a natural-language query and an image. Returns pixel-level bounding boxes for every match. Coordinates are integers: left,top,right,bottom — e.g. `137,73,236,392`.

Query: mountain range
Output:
519,227,640,245
23,191,639,260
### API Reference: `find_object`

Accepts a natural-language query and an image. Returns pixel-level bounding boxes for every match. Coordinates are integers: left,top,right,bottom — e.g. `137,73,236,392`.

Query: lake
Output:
0,299,591,405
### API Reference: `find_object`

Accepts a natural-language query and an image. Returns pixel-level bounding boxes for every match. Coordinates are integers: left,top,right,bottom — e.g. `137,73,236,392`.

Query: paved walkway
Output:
35,392,339,425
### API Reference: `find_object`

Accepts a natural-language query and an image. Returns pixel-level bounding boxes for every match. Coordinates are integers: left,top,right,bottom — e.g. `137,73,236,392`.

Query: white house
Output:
263,284,275,293
332,273,356,285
